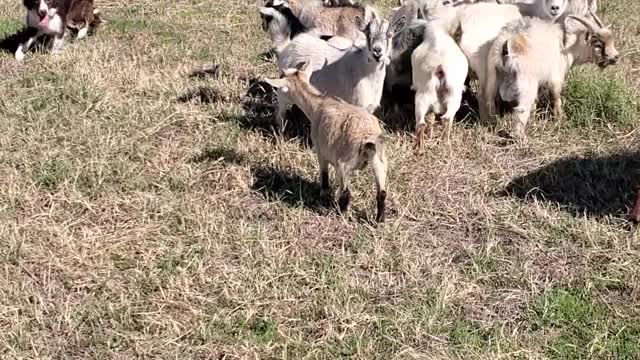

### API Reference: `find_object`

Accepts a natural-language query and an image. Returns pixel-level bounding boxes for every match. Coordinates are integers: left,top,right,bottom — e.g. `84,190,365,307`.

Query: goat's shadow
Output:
251,165,335,214
237,77,312,146
499,151,640,219
189,145,334,214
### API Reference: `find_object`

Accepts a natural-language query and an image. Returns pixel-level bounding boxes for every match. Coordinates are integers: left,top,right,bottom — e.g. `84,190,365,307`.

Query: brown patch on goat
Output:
376,190,386,222
509,34,529,56
435,65,450,105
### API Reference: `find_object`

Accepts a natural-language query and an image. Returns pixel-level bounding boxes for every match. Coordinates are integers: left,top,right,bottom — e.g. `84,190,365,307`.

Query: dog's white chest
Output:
26,10,64,35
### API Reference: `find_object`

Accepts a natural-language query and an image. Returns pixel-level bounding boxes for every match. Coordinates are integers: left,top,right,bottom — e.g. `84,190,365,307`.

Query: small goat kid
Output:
487,14,619,137
264,63,388,222
273,12,405,128
411,18,468,147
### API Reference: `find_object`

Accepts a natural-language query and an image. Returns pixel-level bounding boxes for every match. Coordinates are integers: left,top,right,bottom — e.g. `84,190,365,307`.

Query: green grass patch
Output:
0,19,23,38
563,69,639,129
529,287,640,359
108,19,183,42
33,159,69,190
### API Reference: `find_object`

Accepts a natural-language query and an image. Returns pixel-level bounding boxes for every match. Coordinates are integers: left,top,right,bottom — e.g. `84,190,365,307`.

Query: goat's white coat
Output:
486,16,617,136
456,2,522,119
411,22,468,143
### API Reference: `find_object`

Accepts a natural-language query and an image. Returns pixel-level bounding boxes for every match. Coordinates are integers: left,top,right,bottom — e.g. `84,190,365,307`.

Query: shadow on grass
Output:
251,165,334,214
500,151,640,219
238,78,311,145
177,86,227,104
190,146,245,164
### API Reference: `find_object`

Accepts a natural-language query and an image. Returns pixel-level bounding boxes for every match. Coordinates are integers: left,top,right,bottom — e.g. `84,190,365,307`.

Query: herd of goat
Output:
8,0,638,223
256,0,638,223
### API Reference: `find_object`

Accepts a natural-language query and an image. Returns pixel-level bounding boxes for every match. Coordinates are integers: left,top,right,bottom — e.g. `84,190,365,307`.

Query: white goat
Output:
446,0,598,22
411,19,468,147
456,2,522,121
264,63,389,222
271,10,406,127
486,14,619,137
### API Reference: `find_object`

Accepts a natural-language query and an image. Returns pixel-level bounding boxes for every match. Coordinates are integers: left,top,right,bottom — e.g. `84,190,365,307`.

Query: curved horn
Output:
568,15,597,33
589,10,605,28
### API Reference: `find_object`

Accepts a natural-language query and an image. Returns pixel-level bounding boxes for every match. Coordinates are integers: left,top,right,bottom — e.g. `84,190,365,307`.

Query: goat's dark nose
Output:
372,45,382,56
38,9,47,16
551,5,559,11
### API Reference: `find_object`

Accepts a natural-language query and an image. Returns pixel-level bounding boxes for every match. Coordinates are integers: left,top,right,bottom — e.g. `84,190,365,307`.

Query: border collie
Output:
16,0,100,61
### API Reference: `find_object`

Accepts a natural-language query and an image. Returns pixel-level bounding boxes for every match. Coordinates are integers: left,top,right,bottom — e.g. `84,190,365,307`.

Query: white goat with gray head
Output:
271,10,406,128
485,13,619,137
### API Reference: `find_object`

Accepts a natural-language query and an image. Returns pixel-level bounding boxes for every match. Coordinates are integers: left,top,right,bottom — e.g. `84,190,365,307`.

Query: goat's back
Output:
312,99,382,163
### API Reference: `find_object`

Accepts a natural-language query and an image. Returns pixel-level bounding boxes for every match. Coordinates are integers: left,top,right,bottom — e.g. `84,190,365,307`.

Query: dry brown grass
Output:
0,0,639,358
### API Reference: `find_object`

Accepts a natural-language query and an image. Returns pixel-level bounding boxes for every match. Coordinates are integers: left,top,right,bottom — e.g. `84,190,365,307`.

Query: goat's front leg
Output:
550,81,564,121
15,29,43,61
275,89,290,133
335,162,352,215
414,90,435,149
318,155,331,197
51,33,65,55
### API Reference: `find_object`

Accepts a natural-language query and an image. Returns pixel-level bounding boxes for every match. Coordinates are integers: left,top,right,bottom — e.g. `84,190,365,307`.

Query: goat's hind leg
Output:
441,90,463,146
370,151,387,223
414,89,435,149
549,80,564,121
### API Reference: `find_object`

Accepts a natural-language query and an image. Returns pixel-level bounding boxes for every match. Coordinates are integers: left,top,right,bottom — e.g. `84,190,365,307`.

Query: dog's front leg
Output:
15,29,43,61
51,33,65,55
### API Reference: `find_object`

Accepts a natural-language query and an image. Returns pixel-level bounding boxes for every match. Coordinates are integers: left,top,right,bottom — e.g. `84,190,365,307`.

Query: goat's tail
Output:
259,7,292,52
363,137,387,222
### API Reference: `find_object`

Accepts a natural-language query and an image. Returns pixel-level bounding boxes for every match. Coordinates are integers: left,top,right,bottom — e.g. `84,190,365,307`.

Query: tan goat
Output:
264,63,388,222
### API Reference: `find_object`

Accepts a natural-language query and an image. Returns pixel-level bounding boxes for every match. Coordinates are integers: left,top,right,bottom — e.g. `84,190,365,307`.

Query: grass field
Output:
0,0,639,358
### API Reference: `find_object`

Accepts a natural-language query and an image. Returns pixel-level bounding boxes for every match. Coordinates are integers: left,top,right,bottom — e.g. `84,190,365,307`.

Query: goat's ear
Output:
271,0,286,6
355,16,368,32
258,7,276,18
264,78,289,92
398,0,405,5
390,15,406,35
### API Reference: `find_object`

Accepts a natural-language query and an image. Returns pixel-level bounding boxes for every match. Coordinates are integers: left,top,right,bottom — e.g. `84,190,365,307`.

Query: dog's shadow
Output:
500,150,640,219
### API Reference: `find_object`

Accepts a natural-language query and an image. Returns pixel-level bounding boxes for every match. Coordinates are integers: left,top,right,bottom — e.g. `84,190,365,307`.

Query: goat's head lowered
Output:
568,12,619,68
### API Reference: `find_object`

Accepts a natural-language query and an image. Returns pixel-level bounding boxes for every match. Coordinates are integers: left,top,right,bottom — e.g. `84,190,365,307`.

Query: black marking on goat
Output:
320,35,334,41
376,190,386,222
266,3,308,39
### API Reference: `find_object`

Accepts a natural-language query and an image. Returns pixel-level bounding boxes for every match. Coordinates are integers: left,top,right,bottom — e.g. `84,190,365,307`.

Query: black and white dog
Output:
16,0,100,61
